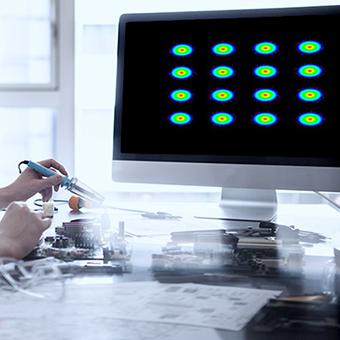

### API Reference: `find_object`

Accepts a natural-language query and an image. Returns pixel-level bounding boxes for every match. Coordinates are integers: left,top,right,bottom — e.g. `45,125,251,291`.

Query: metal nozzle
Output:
68,178,105,204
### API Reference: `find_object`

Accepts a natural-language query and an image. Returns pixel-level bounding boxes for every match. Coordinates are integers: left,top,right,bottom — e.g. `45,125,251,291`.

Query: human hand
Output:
6,159,68,203
0,202,51,259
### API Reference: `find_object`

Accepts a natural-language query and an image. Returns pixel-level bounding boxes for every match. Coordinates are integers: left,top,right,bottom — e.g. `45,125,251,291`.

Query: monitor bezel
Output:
113,5,340,191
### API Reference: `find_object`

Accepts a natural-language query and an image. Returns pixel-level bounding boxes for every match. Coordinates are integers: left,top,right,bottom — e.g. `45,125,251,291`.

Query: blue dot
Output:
254,42,277,55
298,65,322,78
254,89,278,102
254,65,277,78
298,89,322,102
169,112,192,125
171,44,193,56
298,113,323,126
298,41,322,54
253,113,277,126
170,89,192,102
211,112,234,125
171,67,193,79
212,43,235,55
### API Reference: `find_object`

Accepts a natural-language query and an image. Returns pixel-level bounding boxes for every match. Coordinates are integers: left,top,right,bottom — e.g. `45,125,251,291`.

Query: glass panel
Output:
0,108,55,186
0,0,54,85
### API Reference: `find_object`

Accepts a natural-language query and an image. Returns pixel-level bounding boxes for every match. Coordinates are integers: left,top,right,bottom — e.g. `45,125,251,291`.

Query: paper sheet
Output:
1,281,280,333
105,282,280,331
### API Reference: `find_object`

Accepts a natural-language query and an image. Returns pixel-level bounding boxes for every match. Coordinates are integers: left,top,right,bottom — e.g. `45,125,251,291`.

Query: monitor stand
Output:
196,188,277,222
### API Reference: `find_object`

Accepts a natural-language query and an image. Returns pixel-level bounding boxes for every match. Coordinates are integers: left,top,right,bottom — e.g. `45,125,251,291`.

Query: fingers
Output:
42,174,63,187
7,201,28,211
33,212,52,231
41,188,53,202
38,159,68,176
40,217,52,230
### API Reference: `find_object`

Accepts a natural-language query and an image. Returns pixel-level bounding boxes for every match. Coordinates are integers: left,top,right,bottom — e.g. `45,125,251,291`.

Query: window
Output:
0,108,55,185
0,0,56,88
0,0,75,185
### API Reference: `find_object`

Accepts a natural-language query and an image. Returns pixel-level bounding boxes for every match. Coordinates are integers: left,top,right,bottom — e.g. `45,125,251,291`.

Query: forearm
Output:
0,187,14,209
0,234,16,258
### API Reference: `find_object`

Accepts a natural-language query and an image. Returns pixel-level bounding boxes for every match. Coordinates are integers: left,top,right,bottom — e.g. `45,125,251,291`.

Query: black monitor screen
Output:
114,6,340,166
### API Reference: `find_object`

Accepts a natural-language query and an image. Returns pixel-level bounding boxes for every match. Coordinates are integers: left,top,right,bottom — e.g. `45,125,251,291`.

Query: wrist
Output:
0,186,15,209
0,234,16,258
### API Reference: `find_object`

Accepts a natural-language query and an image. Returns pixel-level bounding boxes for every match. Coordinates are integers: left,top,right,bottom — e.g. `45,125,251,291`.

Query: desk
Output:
1,191,340,339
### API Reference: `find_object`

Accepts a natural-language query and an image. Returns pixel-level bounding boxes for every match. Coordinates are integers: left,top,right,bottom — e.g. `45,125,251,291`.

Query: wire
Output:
18,160,29,174
314,191,340,213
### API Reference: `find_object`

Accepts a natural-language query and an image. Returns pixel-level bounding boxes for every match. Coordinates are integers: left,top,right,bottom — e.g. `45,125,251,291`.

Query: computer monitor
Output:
113,5,340,220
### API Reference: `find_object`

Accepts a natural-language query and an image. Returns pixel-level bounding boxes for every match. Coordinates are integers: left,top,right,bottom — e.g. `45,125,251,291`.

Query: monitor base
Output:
195,188,277,222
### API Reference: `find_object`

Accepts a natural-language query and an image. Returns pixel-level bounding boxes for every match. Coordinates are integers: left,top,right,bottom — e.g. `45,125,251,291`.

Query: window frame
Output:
0,0,75,174
0,0,58,90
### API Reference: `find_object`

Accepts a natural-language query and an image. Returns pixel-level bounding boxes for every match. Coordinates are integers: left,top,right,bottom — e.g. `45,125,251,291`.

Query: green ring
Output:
298,89,322,102
298,41,322,54
298,65,322,78
298,113,322,126
254,89,277,102
254,113,277,126
172,44,193,56
255,42,277,55
170,89,192,102
211,89,234,102
212,66,234,78
169,112,192,125
211,113,234,125
171,67,192,79
212,43,235,55
254,65,277,78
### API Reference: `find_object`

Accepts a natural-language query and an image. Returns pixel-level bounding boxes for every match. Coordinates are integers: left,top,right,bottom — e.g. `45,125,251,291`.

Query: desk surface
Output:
1,192,340,339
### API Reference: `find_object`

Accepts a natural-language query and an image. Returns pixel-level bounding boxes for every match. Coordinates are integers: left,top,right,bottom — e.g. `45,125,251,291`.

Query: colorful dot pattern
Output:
298,113,323,126
254,113,278,126
255,42,277,55
171,67,193,79
168,41,325,127
255,65,277,78
169,112,192,125
212,66,234,78
212,43,235,55
211,113,234,125
172,44,193,56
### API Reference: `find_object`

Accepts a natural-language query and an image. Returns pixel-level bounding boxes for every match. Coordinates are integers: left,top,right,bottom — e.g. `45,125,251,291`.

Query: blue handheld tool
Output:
26,161,105,204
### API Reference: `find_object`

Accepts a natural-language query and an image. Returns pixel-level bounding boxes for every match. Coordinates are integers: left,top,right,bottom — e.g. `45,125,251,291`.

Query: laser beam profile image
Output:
211,112,234,125
298,89,322,102
298,65,322,78
298,41,322,54
255,42,277,55
254,113,277,126
170,89,192,102
171,67,193,79
211,89,234,102
254,89,278,102
212,43,235,55
169,112,192,125
171,44,193,56
298,113,323,126
212,66,234,78
254,65,277,78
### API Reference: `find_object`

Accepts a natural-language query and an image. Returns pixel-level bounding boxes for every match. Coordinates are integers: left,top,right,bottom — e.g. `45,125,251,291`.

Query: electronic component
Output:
152,225,305,276
249,299,340,336
26,217,132,274
42,201,54,218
